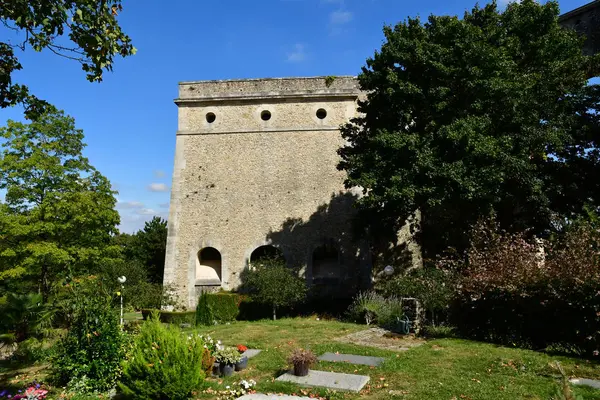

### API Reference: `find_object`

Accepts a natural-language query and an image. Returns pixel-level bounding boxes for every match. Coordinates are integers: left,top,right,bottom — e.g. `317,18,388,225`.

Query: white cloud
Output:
137,208,157,216
153,170,166,178
330,10,353,25
118,212,169,234
116,201,145,209
286,44,307,63
147,183,170,192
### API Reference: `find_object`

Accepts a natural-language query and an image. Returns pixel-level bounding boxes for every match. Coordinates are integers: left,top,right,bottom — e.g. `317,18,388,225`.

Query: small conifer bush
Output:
118,312,206,399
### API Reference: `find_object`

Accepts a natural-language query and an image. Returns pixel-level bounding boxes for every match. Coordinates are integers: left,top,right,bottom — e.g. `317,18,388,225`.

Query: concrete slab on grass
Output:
276,370,370,392
318,352,384,367
238,395,312,400
242,349,262,359
570,378,600,389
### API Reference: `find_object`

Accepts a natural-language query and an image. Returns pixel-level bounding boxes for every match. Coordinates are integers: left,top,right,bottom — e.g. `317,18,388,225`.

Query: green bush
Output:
378,267,456,326
0,292,53,346
118,313,207,399
140,309,196,326
53,277,126,392
240,256,307,320
195,293,214,326
346,291,405,330
420,325,458,339
196,292,239,325
158,311,196,326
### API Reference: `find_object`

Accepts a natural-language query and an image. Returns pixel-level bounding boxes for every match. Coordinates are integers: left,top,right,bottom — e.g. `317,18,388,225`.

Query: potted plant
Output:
235,344,249,371
214,347,242,377
287,348,317,377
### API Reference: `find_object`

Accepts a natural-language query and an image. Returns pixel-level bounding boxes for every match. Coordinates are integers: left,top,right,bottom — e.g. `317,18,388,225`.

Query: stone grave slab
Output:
238,395,312,400
570,378,600,389
276,370,370,392
318,352,384,367
242,349,262,359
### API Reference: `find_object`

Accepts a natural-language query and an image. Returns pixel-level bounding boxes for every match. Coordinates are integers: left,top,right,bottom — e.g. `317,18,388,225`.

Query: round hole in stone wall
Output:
261,110,271,121
206,112,216,123
316,108,327,120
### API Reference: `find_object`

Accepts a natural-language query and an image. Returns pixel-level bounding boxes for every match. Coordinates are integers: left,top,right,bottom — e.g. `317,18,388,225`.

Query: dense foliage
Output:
0,110,120,300
378,267,456,326
446,219,600,355
111,217,168,284
346,291,404,328
195,292,240,326
241,256,307,320
53,277,126,392
0,0,135,119
118,314,207,400
338,0,600,256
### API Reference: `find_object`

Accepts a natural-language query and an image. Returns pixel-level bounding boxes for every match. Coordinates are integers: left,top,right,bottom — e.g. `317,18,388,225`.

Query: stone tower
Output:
163,76,419,309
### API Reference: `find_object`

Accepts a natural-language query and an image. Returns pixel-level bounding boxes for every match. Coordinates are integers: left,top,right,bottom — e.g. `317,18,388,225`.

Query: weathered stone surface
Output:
242,349,262,359
570,378,600,389
238,395,312,400
318,352,384,366
275,370,370,392
163,76,423,308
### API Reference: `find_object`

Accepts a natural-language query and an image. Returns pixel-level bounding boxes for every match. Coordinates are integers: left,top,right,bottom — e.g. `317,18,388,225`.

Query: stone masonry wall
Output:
163,76,420,309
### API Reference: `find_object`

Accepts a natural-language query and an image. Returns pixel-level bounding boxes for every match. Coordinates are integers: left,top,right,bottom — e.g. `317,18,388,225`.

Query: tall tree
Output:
110,217,168,283
338,0,600,257
132,217,167,284
0,1,135,118
0,108,120,299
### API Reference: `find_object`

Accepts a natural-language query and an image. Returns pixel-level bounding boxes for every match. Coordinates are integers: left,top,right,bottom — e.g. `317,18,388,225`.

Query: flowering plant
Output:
193,334,223,353
203,379,257,399
213,346,242,365
236,344,248,353
0,382,48,399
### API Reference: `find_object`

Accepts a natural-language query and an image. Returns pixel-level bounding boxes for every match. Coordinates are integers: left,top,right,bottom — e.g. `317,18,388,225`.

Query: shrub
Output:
420,325,458,339
118,313,207,400
158,310,196,326
287,348,317,367
196,292,239,326
378,267,456,326
213,346,242,365
240,256,307,320
346,291,386,325
0,292,53,346
376,296,404,329
53,277,126,392
447,219,600,355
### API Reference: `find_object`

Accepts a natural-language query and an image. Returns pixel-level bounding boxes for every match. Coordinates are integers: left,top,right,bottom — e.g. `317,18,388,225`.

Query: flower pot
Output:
220,362,235,377
212,362,220,377
293,362,310,377
235,355,248,371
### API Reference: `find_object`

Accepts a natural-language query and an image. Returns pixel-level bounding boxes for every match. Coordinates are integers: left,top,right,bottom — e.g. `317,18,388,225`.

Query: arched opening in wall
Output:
196,247,222,285
312,242,340,284
249,245,284,266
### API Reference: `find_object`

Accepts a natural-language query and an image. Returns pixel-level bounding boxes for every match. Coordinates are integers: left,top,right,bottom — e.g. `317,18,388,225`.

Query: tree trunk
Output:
272,305,277,321
41,263,49,302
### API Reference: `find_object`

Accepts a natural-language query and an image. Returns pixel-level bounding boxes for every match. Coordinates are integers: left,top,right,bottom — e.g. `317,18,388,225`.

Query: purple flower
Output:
35,384,40,389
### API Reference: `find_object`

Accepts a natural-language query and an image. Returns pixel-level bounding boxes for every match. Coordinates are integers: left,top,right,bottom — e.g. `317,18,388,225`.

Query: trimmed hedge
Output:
141,309,196,326
196,292,240,325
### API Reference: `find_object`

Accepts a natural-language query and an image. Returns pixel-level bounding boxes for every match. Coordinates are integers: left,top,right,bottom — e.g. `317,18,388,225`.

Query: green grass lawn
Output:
194,318,600,400
2,318,599,399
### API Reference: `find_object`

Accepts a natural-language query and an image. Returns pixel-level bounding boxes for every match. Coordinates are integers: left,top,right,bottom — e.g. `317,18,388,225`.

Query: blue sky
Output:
0,0,592,232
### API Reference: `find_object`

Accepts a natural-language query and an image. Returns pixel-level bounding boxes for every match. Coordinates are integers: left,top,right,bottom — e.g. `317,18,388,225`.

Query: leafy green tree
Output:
0,109,120,299
111,216,167,283
241,256,307,320
133,216,168,283
338,0,600,257
0,1,135,119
